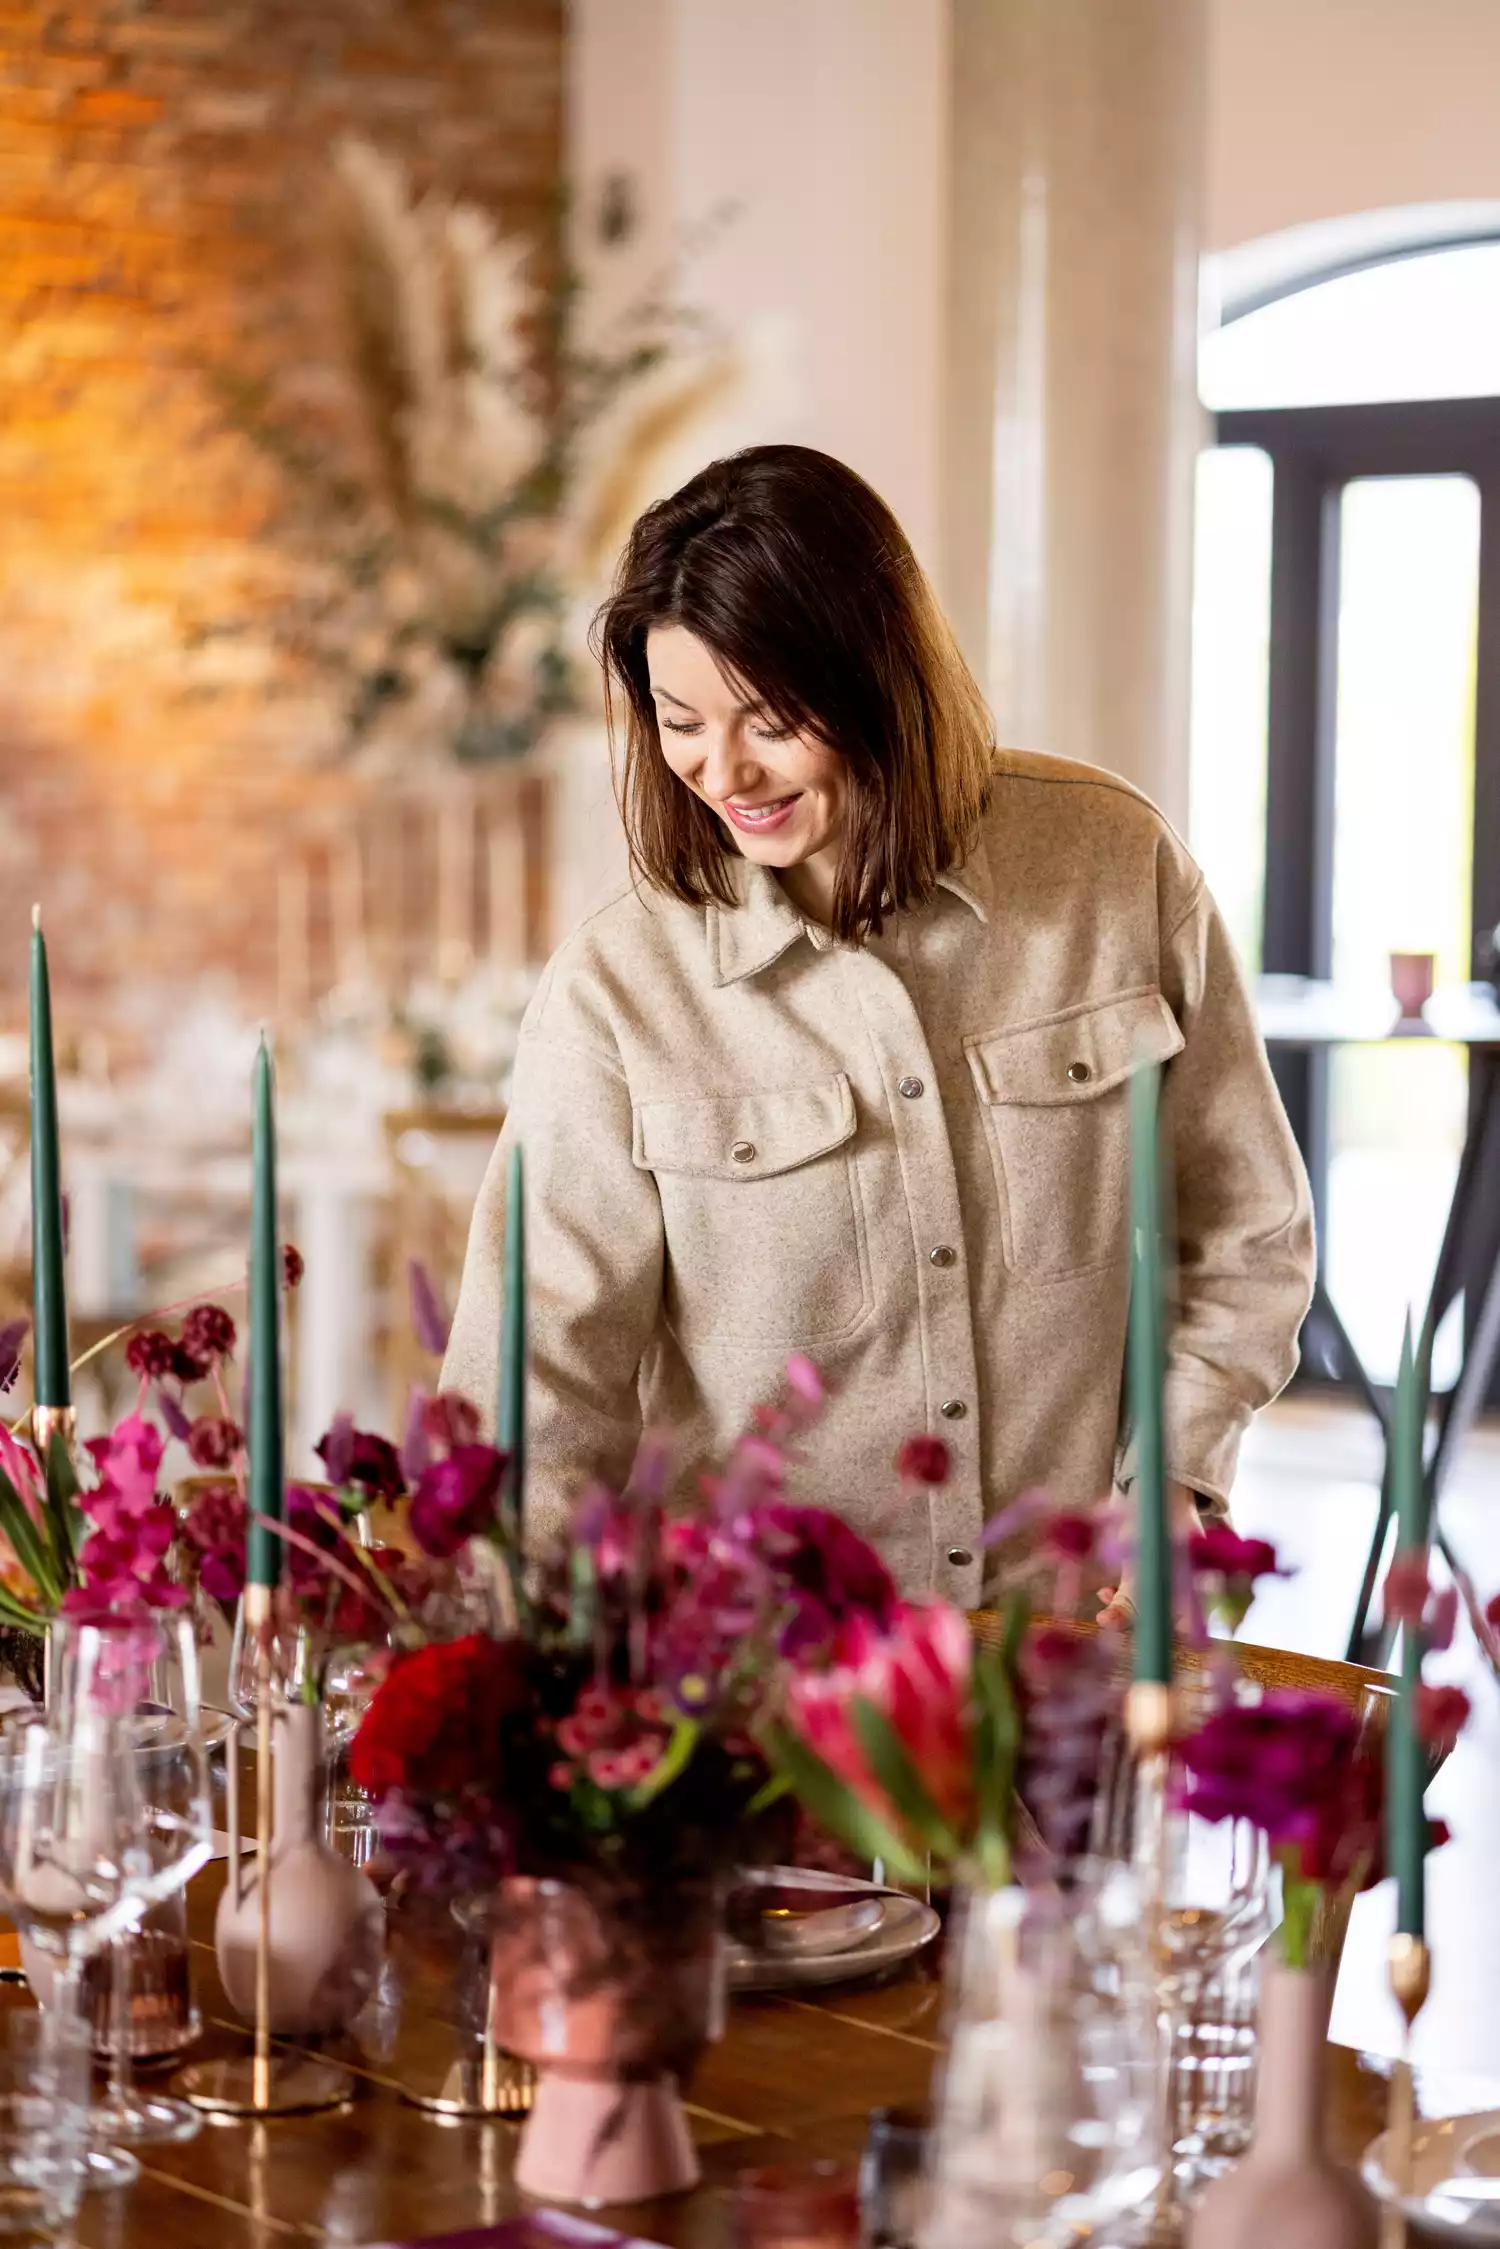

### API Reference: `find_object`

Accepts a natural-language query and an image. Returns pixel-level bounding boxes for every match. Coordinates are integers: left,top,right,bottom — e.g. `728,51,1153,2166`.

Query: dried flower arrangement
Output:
200,144,747,770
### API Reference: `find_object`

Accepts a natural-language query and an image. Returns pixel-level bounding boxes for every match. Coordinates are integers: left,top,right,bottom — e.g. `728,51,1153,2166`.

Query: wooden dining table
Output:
0,1854,1431,2249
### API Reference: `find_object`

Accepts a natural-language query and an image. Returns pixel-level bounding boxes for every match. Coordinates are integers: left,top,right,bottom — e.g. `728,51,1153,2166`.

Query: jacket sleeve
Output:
441,988,664,1549
1154,875,1316,1510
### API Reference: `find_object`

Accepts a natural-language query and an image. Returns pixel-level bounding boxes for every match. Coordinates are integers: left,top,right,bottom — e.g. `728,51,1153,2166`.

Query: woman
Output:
444,445,1314,1599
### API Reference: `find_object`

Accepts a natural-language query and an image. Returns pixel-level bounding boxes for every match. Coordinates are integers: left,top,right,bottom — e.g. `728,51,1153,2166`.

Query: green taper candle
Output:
1386,1317,1428,1940
29,907,69,1411
1128,1063,1171,1689
245,1037,285,1590
497,1143,526,1541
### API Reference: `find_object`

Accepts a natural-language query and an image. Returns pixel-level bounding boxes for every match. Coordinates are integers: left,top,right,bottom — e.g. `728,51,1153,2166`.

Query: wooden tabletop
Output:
0,1858,1418,2249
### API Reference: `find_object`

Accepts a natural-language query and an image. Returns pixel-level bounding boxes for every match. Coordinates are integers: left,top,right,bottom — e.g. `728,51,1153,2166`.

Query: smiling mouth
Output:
724,794,800,832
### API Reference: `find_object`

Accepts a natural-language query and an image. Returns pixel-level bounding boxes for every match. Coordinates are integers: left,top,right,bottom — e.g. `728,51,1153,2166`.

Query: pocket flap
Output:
966,988,1184,1107
633,1073,857,1180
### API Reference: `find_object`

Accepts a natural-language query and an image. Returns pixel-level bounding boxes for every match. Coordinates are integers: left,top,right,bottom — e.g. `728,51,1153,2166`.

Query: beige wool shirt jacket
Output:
444,750,1316,1603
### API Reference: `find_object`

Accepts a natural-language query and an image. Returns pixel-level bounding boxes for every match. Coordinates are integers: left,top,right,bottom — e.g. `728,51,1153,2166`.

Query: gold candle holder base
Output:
1380,1935,1431,2249
174,2055,353,2118
29,1404,75,1458
397,2050,535,2119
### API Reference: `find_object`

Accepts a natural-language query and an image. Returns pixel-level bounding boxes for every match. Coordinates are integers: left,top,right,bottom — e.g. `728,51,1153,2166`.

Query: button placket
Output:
841,947,984,1574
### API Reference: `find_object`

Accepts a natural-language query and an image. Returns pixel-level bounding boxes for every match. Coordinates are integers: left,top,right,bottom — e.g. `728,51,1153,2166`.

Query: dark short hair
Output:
592,444,995,945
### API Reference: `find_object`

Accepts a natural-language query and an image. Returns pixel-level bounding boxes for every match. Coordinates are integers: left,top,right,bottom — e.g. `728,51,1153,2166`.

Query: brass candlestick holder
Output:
1379,1932,1431,2249
174,1588,352,2118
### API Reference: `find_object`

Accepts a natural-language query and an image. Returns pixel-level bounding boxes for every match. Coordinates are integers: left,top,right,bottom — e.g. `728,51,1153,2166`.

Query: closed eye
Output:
661,718,703,736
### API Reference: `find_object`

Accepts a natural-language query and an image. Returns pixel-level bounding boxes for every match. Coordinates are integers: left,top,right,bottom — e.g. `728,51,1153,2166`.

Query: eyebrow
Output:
649,683,768,716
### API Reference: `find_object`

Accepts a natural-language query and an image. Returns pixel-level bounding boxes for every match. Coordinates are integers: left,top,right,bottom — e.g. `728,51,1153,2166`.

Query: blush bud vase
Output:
215,1699,384,2038
488,1876,723,2207
1188,1960,1378,2249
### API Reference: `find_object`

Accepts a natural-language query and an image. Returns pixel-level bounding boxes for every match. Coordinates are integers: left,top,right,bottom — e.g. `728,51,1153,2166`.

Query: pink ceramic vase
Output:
215,1698,384,2038
488,1875,723,2207
1188,1960,1378,2249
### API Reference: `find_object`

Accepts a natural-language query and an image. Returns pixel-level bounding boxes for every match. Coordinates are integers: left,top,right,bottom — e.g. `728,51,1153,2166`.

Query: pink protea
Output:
783,1600,975,1843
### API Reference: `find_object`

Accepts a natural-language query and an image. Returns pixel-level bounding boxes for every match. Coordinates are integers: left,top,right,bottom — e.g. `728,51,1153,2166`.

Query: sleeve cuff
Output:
1115,1369,1250,1519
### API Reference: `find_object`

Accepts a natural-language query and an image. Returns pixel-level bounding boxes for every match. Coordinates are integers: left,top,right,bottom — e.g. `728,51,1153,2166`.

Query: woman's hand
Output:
1096,1481,1203,1630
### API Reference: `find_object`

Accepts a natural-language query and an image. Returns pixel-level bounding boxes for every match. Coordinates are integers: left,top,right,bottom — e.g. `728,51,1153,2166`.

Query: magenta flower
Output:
1174,1691,1360,1857
752,1502,898,1656
70,1414,188,1615
0,1317,27,1395
408,1444,506,1559
421,1392,481,1451
1188,1526,1281,1583
1045,1511,1097,1562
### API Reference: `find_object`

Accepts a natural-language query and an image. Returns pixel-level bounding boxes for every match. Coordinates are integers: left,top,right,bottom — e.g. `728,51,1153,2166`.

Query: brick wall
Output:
0,0,563,1042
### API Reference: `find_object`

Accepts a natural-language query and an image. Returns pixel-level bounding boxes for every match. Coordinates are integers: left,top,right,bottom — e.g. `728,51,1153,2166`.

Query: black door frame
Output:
1213,396,1500,1392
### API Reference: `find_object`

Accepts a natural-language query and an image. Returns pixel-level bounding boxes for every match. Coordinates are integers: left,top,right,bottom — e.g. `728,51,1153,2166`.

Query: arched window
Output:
1190,219,1500,1400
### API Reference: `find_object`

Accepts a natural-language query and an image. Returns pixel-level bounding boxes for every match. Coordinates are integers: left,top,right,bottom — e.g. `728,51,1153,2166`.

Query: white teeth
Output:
731,798,793,822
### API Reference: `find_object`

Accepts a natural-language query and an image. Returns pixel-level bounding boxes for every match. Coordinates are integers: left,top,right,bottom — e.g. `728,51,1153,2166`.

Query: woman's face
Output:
646,625,848,883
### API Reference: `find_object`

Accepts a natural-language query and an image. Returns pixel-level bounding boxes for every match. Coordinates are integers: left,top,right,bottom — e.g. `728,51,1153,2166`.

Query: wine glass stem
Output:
109,1933,133,2114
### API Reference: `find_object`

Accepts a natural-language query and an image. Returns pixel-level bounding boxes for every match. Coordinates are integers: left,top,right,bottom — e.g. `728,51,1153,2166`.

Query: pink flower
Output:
548,1762,576,1791
187,1416,241,1470
586,1749,626,1789
420,1393,481,1451
785,1355,825,1406
556,1716,593,1759
895,1435,950,1487
784,1600,975,1843
72,1414,186,1615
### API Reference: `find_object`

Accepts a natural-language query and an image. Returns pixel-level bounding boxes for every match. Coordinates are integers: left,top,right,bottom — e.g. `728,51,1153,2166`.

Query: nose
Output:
698,730,763,804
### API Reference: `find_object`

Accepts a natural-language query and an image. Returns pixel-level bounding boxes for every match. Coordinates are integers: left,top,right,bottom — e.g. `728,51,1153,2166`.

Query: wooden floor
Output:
1235,1391,1500,2093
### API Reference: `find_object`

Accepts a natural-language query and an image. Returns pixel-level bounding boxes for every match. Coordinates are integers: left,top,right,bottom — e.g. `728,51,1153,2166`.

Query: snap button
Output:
929,1245,957,1268
898,1076,925,1100
940,1399,967,1421
1067,1060,1092,1084
947,1547,973,1568
731,1141,756,1164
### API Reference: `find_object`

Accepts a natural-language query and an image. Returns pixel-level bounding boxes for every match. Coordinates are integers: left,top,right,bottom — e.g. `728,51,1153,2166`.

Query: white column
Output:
944,0,1206,824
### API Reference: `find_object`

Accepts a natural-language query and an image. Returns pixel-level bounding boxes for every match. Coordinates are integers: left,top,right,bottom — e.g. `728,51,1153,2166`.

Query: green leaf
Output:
625,1716,700,1810
42,1434,81,1570
849,1697,961,1859
0,1467,62,1609
764,1724,929,1885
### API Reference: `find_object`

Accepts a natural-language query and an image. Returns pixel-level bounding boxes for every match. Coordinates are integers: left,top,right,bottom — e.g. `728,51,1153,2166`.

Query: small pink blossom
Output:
548,1762,577,1791
1384,1551,1431,1628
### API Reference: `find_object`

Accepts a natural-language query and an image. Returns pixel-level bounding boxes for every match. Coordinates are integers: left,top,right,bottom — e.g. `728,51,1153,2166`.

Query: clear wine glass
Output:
37,1613,213,2154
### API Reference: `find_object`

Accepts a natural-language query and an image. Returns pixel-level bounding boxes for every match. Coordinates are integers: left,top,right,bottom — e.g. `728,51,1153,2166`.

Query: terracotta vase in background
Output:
1188,1960,1378,2249
488,1875,723,2206
215,1699,384,2038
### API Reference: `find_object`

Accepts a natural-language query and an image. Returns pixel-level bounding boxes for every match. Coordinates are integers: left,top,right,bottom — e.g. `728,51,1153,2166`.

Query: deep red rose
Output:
125,1330,177,1380
316,1425,404,1501
186,1415,242,1470
181,1304,237,1365
895,1434,950,1487
420,1392,482,1451
349,1633,528,1801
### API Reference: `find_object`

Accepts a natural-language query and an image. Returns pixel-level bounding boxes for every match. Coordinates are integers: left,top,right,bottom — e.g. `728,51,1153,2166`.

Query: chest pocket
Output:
964,988,1184,1278
632,1073,870,1346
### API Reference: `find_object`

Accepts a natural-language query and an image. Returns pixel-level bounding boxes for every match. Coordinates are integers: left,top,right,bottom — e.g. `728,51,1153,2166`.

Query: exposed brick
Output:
0,0,563,1028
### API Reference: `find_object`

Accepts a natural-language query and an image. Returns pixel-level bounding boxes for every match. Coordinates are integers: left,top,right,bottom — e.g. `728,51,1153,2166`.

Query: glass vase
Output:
922,1882,1160,2249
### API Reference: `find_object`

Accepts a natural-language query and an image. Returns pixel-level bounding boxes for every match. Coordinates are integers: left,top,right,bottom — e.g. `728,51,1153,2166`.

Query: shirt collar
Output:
705,841,991,987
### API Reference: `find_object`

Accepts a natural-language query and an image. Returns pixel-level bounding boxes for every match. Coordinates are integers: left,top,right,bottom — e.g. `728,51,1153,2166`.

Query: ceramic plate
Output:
1365,2109,1500,2239
727,1866,939,1993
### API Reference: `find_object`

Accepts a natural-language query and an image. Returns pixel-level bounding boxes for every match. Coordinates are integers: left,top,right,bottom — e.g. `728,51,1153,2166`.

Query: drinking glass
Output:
0,2011,90,2241
20,1613,212,2155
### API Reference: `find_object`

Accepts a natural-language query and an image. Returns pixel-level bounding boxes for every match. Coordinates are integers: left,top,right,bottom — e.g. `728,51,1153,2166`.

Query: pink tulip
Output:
784,1600,974,1843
